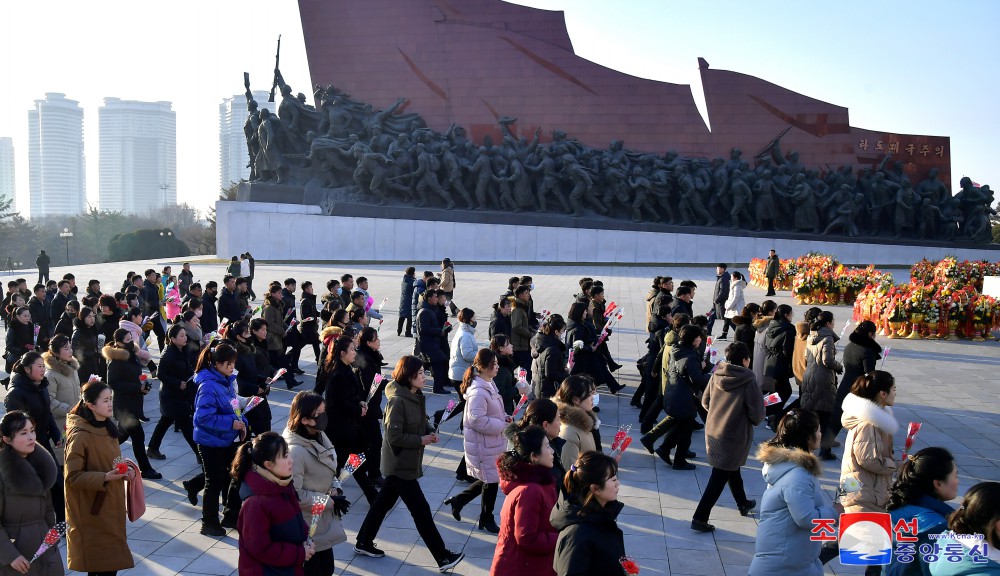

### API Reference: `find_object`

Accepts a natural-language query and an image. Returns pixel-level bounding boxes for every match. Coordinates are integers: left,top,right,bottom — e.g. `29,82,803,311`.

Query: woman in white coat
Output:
444,349,511,534
448,309,479,388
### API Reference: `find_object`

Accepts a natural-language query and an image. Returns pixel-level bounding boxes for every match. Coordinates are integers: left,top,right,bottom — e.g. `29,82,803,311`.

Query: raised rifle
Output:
268,35,281,102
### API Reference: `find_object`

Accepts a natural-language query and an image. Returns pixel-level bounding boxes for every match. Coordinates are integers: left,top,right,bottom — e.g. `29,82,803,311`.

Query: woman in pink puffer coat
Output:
444,349,512,534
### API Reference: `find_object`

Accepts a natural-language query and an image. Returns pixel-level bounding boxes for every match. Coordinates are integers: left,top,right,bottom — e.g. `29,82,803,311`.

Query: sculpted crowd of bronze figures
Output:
241,69,995,244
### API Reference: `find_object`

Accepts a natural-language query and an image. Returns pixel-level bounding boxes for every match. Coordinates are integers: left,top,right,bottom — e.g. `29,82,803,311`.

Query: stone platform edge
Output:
216,201,1000,266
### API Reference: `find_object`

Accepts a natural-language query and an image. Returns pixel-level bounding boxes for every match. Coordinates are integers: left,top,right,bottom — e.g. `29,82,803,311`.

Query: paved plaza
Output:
2,257,999,576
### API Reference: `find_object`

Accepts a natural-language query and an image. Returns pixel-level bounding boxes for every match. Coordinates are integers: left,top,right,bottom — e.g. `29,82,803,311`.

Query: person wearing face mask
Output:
321,335,379,504
3,350,66,523
0,411,64,576
191,343,248,537
147,324,199,463
283,392,350,576
232,431,314,575
64,382,136,575
103,329,160,479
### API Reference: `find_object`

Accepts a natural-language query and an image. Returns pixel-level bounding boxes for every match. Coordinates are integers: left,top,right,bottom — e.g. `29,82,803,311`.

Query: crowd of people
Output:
0,255,998,576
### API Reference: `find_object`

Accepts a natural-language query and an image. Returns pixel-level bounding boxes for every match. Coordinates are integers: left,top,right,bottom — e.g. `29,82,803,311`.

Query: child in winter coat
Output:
233,431,313,576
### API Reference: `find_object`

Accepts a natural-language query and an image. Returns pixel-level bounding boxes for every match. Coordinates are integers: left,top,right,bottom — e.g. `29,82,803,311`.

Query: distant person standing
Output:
35,250,50,284
440,258,459,317
765,249,780,296
178,262,194,299
239,254,255,300
708,264,731,336
227,256,240,278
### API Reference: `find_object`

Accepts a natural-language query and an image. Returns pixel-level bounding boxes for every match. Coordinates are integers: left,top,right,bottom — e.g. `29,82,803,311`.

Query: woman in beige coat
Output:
64,381,135,574
43,334,80,464
555,375,599,468
283,392,347,576
840,370,898,514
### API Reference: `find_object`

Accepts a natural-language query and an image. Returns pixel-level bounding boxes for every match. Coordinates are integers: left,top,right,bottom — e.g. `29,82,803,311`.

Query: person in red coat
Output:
490,425,558,576
232,431,315,576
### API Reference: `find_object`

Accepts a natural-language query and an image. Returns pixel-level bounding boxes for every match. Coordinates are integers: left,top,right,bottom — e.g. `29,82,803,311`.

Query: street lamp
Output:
59,228,73,265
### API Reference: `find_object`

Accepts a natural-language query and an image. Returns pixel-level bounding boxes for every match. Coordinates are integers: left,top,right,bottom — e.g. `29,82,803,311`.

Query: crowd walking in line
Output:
0,253,998,576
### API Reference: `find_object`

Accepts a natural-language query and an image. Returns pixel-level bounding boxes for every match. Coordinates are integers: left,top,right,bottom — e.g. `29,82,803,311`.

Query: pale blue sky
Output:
0,0,996,216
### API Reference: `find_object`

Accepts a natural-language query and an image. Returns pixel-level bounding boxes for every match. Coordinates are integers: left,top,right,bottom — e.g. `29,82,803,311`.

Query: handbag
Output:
123,458,146,522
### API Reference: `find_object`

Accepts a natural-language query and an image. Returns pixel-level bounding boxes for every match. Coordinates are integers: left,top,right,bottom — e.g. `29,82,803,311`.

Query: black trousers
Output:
45,446,65,523
336,447,379,504
356,475,448,562
765,377,793,422
88,572,116,576
449,480,499,521
149,320,166,352
116,412,153,473
38,271,49,284
268,350,298,387
647,416,695,464
196,443,242,524
304,547,334,576
512,350,532,383
429,360,450,392
693,467,749,522
640,392,663,432
397,316,412,336
148,411,198,456
766,276,776,296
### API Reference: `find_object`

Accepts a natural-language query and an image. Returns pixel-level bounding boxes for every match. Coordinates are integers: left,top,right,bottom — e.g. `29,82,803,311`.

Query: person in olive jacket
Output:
353,355,465,572
551,451,627,576
321,335,378,504
147,324,199,462
103,329,160,478
763,304,797,429
691,342,765,532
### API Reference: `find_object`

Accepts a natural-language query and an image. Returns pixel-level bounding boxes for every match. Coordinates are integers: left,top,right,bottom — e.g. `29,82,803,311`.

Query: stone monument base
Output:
216,200,1000,265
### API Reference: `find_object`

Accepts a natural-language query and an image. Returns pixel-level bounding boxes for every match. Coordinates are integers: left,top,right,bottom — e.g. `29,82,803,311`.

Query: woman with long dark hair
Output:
928,482,1000,574
831,320,881,445
353,327,387,487
321,335,378,504
801,310,843,460
444,349,510,534
0,411,63,575
64,382,135,574
490,334,521,414
191,343,248,536
885,447,958,576
353,356,465,572
763,303,796,429
518,399,566,498
490,425,557,576
531,314,569,400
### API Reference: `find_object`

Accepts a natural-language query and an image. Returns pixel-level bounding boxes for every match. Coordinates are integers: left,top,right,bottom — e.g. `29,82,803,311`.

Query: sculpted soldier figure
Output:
729,169,753,230
894,178,919,238
469,147,496,210
441,146,475,209
752,170,778,231
410,143,454,209
628,167,661,223
868,172,895,236
353,148,394,205
525,148,571,213
244,99,263,181
648,160,677,224
561,154,608,217
256,109,287,184
724,148,743,172
506,151,535,211
676,163,717,227
491,166,520,212
822,192,863,237
780,173,820,233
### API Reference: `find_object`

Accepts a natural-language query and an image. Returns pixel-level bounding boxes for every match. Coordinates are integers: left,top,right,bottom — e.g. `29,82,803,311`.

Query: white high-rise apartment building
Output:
219,90,271,189
99,98,177,214
0,137,14,211
28,93,86,217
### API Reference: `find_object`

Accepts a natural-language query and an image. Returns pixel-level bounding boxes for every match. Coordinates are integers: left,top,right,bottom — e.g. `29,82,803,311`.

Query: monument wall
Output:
216,201,999,265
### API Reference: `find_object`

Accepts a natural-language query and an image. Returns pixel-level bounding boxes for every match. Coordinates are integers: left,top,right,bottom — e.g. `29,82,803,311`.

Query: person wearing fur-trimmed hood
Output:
749,409,842,576
840,370,899,514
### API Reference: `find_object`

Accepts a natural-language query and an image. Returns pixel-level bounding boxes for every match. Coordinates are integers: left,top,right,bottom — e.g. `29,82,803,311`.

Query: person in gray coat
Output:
691,342,765,532
800,311,843,460
749,410,843,576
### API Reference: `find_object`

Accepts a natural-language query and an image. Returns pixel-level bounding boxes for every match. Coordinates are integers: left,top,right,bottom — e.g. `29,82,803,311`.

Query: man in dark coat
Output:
398,267,416,337
49,280,72,333
708,264,730,337
35,250,50,284
765,249,780,296
199,282,219,334
670,286,694,318
414,289,449,393
217,275,240,325
27,284,51,349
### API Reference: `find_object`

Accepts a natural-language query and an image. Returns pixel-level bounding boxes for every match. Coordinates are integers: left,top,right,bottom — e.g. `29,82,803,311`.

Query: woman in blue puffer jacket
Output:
189,343,249,537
